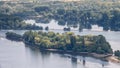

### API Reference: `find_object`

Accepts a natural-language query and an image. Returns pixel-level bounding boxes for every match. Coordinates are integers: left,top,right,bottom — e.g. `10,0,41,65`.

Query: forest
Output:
0,13,43,30
34,1,120,31
6,31,113,54
0,1,120,31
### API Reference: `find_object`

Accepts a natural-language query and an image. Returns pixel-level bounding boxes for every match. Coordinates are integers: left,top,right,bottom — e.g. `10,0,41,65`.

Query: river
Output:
0,19,120,68
0,30,120,68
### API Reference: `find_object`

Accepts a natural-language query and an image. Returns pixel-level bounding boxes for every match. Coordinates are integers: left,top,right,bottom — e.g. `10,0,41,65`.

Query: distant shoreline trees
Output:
1,1,120,31
0,14,43,30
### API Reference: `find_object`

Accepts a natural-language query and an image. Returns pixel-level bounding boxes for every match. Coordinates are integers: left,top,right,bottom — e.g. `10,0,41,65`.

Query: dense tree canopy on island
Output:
6,31,113,54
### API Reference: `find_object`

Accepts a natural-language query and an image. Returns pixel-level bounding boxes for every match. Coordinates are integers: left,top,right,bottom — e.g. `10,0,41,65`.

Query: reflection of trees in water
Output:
101,61,108,68
71,56,87,68
40,51,51,65
83,56,86,66
40,51,51,59
102,63,104,68
71,56,77,68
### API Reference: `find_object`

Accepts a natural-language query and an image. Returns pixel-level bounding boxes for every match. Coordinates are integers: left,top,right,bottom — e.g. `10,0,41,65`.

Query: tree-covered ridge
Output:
5,31,112,54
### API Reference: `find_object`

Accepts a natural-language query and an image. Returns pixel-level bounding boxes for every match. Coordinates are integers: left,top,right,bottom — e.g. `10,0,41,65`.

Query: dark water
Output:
0,30,120,68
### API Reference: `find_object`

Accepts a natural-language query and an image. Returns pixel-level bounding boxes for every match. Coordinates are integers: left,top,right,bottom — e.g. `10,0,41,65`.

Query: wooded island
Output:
6,31,113,55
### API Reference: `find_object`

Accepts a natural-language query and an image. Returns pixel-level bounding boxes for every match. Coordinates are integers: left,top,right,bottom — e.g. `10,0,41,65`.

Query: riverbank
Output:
45,49,120,63
45,49,113,61
1,38,120,68
24,42,113,62
5,31,115,61
107,56,120,63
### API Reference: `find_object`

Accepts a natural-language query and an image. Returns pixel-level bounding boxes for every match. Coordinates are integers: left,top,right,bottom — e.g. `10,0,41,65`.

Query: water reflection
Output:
82,57,86,66
71,56,77,68
60,53,111,68
25,47,52,68
61,54,87,68
102,63,104,68
40,51,51,64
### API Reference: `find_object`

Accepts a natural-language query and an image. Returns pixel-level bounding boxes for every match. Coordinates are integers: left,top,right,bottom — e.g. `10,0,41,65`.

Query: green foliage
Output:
70,35,76,50
48,1,119,31
1,1,120,31
5,30,113,54
114,50,120,57
33,1,120,31
6,32,22,41
22,31,113,54
0,14,43,30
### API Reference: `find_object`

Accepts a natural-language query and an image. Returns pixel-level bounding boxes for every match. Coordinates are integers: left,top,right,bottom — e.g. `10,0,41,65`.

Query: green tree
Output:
114,50,120,57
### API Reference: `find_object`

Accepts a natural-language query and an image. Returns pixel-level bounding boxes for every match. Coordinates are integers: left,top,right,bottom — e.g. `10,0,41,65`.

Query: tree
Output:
8,31,113,54
114,50,120,57
6,32,22,41
70,35,76,50
45,26,49,31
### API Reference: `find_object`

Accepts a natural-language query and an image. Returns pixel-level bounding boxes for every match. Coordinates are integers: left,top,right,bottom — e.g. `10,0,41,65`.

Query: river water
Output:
0,30,120,68
0,20,120,68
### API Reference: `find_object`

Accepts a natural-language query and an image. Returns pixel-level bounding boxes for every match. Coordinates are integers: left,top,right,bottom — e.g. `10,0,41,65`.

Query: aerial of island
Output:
0,0,120,68
5,31,120,63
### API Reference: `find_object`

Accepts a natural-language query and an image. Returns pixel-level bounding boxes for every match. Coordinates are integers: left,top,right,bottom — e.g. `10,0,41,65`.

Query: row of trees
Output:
6,31,113,54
